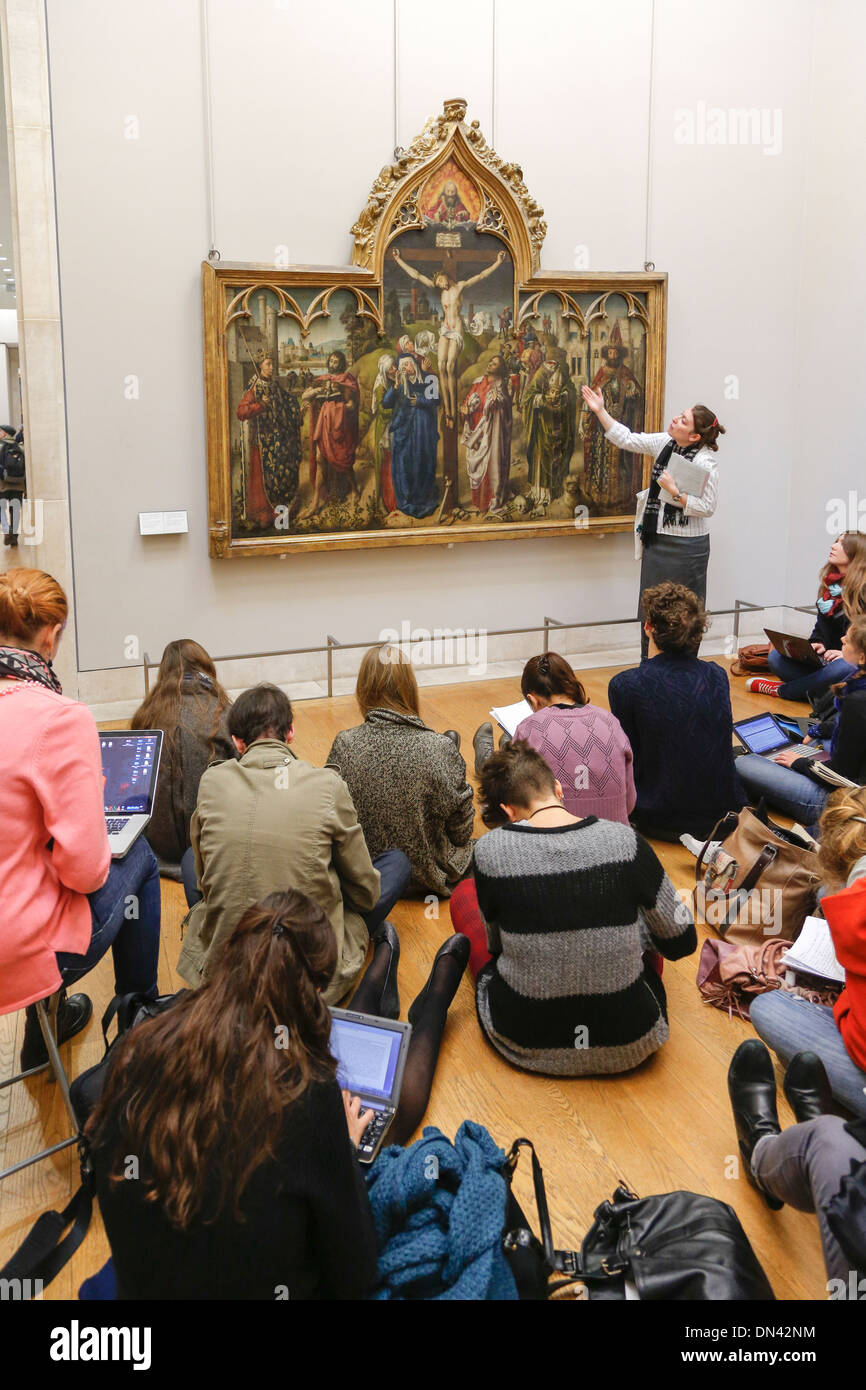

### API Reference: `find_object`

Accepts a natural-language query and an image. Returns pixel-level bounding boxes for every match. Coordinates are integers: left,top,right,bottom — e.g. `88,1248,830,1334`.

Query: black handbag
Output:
0,990,181,1294
502,1142,775,1302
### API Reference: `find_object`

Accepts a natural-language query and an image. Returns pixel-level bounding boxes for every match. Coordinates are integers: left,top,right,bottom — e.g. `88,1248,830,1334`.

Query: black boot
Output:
368,920,400,1020
727,1039,784,1210
498,732,511,750
443,729,461,752
20,990,93,1072
783,1051,833,1123
473,721,494,777
408,934,470,1026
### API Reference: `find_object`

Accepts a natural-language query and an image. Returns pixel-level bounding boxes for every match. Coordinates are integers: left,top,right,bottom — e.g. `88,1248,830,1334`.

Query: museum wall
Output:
43,0,818,683
785,0,866,595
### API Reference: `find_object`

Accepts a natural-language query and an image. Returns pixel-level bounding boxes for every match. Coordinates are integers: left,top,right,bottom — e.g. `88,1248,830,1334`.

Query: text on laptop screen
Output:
100,735,159,815
329,1018,403,1101
737,715,788,756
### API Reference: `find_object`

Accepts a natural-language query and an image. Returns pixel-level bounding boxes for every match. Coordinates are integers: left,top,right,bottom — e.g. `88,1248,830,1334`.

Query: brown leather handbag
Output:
693,807,821,946
731,642,772,676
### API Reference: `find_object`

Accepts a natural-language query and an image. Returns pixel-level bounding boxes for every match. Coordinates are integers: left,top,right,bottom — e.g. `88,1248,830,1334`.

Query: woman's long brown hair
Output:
819,532,866,620
131,638,231,759
87,891,339,1229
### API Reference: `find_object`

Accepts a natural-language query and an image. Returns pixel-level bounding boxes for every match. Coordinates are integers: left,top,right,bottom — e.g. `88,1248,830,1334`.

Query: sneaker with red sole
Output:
745,676,782,696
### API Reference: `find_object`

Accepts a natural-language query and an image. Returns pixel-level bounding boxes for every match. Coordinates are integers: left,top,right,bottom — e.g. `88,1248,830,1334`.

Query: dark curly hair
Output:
477,740,557,828
641,582,709,655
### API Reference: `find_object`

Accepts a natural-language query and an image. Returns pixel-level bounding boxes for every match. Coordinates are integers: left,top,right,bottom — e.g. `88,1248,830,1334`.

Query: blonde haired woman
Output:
748,785,866,1115
326,645,474,896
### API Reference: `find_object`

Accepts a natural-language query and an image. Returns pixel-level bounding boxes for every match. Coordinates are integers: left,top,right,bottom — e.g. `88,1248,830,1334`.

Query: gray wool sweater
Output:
326,707,474,897
473,816,697,1076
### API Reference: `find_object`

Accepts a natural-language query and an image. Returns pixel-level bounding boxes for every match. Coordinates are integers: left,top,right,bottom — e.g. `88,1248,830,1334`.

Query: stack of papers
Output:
490,700,533,738
782,916,845,984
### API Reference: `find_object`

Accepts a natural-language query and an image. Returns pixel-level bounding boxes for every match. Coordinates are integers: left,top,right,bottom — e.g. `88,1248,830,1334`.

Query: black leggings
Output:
349,943,463,1146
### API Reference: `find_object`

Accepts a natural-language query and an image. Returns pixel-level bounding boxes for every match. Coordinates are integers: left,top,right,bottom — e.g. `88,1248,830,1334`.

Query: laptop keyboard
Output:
358,1106,394,1158
106,817,130,834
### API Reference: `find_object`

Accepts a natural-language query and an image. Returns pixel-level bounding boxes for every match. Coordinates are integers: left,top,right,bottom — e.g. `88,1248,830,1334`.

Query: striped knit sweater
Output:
473,817,697,1075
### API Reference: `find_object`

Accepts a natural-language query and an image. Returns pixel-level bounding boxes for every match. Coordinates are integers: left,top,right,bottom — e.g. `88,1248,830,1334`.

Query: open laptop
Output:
99,730,163,858
329,1007,412,1164
733,712,825,761
764,629,823,670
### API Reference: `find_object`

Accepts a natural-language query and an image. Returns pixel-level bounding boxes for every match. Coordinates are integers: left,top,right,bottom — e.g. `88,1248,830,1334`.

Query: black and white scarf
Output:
640,438,701,550
0,644,63,693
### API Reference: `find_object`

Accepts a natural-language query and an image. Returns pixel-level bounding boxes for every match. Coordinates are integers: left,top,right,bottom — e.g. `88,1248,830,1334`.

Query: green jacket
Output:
176,738,379,1003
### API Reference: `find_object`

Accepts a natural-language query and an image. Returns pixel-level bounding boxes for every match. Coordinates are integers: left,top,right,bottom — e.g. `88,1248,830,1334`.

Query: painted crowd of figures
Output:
235,321,645,530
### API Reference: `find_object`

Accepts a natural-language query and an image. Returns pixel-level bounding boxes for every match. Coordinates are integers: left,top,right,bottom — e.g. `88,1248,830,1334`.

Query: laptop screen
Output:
100,733,160,815
735,714,789,756
329,1016,404,1103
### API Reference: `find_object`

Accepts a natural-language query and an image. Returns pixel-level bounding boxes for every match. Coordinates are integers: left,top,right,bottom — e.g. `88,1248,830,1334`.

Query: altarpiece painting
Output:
203,99,667,557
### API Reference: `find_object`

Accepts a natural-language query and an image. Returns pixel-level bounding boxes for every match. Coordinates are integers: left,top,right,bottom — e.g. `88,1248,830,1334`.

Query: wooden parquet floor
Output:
0,659,830,1299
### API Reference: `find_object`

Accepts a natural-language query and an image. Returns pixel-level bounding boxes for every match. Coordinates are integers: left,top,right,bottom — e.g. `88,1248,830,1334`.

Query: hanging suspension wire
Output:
200,0,219,261
643,0,657,270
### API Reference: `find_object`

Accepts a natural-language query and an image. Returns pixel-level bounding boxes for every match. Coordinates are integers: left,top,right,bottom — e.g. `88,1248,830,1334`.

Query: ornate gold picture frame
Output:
203,98,667,557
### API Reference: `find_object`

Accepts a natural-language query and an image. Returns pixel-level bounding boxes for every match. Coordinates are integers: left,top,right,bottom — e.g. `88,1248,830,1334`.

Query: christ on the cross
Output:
390,246,507,428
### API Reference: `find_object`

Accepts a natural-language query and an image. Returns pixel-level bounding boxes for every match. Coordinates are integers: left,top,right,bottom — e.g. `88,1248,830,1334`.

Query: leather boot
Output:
472,721,494,777
783,1051,833,1123
443,729,461,752
727,1039,784,1210
20,990,93,1072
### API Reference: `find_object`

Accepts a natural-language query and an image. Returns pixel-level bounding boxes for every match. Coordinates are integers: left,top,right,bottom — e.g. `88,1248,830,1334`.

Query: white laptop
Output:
99,730,163,858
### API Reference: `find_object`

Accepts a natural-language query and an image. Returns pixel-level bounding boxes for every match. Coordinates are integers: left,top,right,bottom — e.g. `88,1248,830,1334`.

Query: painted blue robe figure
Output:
383,358,440,518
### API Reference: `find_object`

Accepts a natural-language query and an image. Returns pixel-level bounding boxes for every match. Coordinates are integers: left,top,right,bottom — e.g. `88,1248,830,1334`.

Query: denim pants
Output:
180,845,411,929
55,836,161,998
752,1116,866,1284
767,649,856,703
749,989,866,1117
735,753,828,824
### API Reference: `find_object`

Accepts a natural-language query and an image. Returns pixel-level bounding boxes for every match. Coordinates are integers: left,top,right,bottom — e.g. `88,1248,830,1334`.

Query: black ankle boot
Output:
368,920,400,1020
20,990,93,1072
727,1039,784,1210
408,934,471,1026
473,722,494,777
783,1051,833,1123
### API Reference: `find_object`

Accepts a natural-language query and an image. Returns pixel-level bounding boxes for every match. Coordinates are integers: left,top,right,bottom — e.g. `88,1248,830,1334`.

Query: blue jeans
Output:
56,836,161,998
749,989,866,1117
767,649,856,703
735,753,828,823
180,845,411,928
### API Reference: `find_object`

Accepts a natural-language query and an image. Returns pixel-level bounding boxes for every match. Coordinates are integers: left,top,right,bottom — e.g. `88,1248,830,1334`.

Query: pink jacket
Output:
0,682,110,1013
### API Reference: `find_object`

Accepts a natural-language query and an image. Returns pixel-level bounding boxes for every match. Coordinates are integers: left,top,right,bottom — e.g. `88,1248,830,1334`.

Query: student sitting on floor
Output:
747,531,866,702
130,638,235,872
0,568,161,1068
747,786,866,1117
448,741,696,1075
727,1039,866,1286
177,682,411,1004
472,652,635,824
607,582,746,842
736,618,866,826
326,644,474,897
89,889,470,1300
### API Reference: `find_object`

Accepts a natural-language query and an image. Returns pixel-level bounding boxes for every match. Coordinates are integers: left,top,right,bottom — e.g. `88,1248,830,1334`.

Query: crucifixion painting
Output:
203,98,667,557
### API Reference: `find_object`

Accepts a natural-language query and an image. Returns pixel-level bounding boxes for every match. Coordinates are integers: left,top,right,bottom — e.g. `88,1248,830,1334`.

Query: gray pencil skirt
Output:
638,533,711,652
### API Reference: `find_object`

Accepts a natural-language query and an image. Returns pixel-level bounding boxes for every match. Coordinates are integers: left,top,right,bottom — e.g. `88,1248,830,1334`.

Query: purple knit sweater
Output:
513,703,636,824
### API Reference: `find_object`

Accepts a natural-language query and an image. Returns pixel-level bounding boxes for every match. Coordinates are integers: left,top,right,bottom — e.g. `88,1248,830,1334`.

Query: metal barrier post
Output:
326,635,341,698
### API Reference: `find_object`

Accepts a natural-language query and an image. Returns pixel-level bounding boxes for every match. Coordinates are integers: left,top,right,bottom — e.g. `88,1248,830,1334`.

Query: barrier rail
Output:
143,596,809,697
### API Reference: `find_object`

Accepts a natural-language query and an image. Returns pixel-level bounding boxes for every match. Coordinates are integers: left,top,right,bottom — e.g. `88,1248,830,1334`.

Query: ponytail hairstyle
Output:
817,785,866,889
690,405,725,452
87,889,338,1229
520,651,587,706
0,568,68,647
